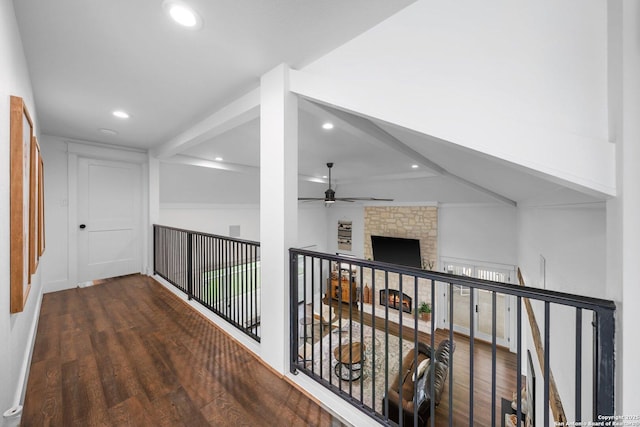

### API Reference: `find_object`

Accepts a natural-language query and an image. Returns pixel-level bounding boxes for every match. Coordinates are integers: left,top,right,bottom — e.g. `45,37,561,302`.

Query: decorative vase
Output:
363,283,371,304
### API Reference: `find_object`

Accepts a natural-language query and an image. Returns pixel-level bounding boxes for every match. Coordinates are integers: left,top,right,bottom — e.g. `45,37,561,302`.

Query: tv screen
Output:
371,235,422,268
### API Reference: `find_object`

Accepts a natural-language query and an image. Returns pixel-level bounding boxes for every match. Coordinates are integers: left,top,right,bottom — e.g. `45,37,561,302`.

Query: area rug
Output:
309,322,414,413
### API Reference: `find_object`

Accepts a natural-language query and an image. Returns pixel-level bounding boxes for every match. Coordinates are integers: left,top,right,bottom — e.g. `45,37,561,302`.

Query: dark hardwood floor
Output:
23,274,343,427
363,311,520,426
318,300,520,426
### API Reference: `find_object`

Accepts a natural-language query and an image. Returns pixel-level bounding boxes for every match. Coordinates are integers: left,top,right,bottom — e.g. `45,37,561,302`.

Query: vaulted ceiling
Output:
14,0,605,207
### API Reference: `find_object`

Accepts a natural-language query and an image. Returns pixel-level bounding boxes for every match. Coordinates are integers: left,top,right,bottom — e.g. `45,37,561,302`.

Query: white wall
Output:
517,203,606,423
160,162,259,204
326,203,518,269
439,204,517,267
297,205,329,252
38,136,69,293
296,0,614,196
159,204,261,241
518,204,606,299
0,0,43,419
326,205,365,257
158,203,329,250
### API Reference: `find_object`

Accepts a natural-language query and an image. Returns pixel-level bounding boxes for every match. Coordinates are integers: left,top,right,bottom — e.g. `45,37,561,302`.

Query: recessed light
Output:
215,157,223,161
98,128,118,136
163,1,202,29
322,122,334,130
411,164,419,169
112,110,129,119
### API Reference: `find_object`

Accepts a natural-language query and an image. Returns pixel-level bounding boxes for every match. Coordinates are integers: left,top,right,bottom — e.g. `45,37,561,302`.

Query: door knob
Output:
79,224,86,229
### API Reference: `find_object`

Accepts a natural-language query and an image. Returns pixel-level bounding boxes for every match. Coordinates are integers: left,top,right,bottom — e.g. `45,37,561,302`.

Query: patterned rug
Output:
309,321,414,413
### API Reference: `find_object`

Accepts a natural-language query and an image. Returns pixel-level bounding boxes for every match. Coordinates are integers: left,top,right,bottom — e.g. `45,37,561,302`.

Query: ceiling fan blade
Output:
336,197,395,201
305,163,394,204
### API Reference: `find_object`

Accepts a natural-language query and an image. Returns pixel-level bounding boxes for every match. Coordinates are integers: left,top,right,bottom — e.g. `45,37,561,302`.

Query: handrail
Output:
153,224,260,246
291,248,616,311
289,248,616,425
153,224,261,341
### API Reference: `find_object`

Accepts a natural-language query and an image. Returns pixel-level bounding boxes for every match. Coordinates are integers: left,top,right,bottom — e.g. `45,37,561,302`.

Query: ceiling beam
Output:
301,99,517,206
163,154,325,184
165,154,259,174
152,88,260,159
337,170,436,185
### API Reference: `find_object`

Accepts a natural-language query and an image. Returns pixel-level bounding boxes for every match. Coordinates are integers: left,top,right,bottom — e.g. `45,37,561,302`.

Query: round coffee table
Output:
334,342,366,381
299,315,313,341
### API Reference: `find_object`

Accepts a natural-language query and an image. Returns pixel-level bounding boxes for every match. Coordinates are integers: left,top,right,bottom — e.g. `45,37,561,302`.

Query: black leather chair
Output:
383,339,455,426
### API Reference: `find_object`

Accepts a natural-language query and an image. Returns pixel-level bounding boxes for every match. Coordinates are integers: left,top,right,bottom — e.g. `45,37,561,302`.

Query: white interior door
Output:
77,158,142,282
443,260,513,347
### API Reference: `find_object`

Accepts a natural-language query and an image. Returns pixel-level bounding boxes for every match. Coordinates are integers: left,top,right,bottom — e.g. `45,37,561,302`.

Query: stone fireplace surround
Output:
362,205,437,319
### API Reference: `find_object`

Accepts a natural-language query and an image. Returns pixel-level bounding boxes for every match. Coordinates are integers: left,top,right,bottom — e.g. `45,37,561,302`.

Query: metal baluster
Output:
413,276,419,427
516,296,522,423
449,283,454,427
430,279,435,427
289,251,298,373
544,301,550,427
491,291,497,427
359,265,365,404
398,273,403,427
384,272,389,422
371,268,376,413
469,287,475,426
325,259,330,386
576,308,582,422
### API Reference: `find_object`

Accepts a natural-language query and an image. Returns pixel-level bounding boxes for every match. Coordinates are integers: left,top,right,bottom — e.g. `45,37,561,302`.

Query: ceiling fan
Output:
298,162,393,205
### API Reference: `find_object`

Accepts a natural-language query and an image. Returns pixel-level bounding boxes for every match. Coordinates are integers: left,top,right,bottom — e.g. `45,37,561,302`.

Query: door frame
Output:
439,257,516,350
67,142,149,287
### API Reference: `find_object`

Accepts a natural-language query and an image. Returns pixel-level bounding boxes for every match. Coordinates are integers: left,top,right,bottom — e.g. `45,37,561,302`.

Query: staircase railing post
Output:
153,224,157,275
289,250,299,374
187,232,193,300
593,307,615,419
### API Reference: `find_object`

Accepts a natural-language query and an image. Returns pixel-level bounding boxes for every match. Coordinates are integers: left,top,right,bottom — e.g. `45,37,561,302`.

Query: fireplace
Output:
379,289,412,313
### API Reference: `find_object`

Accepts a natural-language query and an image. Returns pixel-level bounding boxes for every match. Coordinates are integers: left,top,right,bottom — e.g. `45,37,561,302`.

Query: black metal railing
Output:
154,224,261,341
289,249,615,427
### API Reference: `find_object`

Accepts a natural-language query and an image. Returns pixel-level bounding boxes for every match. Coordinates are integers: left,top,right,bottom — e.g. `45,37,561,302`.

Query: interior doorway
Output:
76,158,142,283
441,259,514,348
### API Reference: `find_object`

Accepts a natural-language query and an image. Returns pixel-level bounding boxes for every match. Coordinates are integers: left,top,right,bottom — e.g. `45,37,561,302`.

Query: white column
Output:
619,0,640,416
607,0,640,416
147,154,160,275
260,64,298,372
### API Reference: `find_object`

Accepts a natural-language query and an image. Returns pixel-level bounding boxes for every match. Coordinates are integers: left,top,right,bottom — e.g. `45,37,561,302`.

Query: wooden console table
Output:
328,278,357,304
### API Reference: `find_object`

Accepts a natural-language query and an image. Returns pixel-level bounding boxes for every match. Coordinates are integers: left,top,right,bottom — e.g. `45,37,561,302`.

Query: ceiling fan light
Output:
324,188,336,203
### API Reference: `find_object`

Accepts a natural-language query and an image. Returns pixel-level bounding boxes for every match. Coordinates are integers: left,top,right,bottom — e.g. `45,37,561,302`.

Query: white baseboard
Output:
43,278,74,294
11,289,43,423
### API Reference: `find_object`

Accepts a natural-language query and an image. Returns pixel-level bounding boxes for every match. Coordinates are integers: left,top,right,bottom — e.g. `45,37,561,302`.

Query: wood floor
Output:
363,311,520,426
22,274,343,427
317,301,520,426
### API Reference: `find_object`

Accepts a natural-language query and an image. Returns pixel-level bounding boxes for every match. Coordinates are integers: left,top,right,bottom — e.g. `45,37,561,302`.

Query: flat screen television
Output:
371,235,422,269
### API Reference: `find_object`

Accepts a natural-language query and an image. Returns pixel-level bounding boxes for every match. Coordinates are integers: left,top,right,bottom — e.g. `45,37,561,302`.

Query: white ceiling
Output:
13,0,415,149
13,0,605,206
